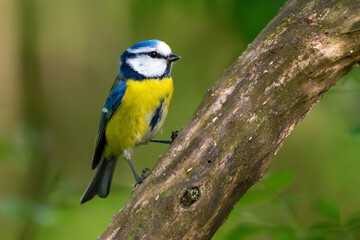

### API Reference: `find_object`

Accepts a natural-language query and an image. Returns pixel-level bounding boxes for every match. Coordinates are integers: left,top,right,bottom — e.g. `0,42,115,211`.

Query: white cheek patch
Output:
127,55,167,78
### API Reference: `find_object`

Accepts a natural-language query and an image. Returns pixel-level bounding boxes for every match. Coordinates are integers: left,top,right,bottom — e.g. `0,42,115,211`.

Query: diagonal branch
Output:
99,0,360,239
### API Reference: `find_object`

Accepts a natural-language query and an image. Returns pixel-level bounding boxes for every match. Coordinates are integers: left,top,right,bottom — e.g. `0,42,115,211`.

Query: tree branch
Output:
99,0,360,239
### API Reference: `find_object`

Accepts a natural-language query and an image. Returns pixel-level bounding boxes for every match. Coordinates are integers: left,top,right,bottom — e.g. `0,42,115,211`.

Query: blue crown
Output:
129,39,160,50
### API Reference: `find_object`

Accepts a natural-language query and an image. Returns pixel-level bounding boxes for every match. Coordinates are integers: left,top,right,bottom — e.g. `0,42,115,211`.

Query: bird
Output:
80,40,180,204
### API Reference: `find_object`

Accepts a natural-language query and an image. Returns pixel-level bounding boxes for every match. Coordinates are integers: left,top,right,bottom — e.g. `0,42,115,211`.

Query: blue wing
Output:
92,77,127,169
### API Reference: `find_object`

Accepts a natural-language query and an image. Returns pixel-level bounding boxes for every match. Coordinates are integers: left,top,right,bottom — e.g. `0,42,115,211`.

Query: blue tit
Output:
81,40,180,204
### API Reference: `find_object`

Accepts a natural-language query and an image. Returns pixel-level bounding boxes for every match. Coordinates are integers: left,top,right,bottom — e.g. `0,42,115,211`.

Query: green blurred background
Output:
1,0,359,239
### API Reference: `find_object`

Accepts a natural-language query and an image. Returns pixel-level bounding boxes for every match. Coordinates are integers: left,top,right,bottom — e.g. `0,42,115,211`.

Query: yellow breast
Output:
104,77,174,158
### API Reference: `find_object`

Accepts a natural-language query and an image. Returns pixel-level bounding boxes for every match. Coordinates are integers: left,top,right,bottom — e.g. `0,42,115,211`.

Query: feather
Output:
92,77,127,169
80,158,118,204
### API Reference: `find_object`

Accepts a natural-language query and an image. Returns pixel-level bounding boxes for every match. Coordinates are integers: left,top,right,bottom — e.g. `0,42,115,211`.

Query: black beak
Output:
168,53,181,62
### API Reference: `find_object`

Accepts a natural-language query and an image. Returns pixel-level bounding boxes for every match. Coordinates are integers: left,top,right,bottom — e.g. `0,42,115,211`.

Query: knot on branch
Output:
180,187,200,208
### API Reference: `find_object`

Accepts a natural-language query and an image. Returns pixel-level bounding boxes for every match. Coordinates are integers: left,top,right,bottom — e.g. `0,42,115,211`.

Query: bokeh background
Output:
1,0,360,239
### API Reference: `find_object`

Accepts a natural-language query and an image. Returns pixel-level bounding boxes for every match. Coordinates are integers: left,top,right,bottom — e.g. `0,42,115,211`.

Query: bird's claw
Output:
142,168,151,178
171,130,179,142
133,168,151,187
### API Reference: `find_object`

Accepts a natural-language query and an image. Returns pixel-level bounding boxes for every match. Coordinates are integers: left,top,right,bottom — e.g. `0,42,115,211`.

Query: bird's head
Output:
119,39,180,80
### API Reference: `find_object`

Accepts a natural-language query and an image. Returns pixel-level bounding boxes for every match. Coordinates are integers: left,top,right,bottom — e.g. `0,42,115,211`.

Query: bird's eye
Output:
149,51,158,58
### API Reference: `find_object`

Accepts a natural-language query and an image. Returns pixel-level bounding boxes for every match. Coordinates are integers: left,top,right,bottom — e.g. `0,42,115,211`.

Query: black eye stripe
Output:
137,52,166,59
149,51,157,58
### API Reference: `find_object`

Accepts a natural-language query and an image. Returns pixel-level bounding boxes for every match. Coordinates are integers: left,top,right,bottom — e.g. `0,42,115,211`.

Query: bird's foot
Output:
150,130,179,145
141,168,151,179
171,130,179,142
133,168,151,187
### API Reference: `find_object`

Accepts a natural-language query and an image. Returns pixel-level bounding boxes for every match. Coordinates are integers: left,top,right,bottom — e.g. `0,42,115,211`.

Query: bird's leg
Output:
127,158,143,183
150,130,179,145
150,139,172,144
124,149,151,185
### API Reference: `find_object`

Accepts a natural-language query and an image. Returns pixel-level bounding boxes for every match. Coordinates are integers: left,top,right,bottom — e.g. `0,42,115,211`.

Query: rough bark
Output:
99,0,360,239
